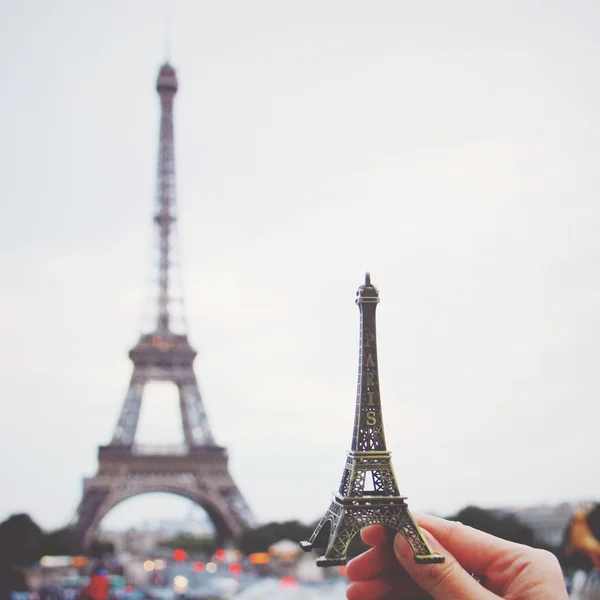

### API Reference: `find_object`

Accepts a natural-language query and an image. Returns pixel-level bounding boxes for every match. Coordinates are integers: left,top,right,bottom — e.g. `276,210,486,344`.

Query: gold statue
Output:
565,507,600,570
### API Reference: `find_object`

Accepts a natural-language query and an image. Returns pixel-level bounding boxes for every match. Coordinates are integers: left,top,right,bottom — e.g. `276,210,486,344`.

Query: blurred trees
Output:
1,502,594,577
0,513,120,597
0,514,118,562
446,506,536,546
0,514,46,599
88,539,115,559
0,514,45,568
0,513,87,597
42,528,79,557
236,508,540,560
238,520,312,554
0,515,87,564
236,508,540,559
159,534,216,555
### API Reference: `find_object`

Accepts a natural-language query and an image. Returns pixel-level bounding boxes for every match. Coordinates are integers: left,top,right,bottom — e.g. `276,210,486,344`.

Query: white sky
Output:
1,0,599,532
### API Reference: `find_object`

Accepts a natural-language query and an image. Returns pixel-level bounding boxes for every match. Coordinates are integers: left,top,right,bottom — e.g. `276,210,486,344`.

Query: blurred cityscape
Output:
2,500,600,599
2,3,600,599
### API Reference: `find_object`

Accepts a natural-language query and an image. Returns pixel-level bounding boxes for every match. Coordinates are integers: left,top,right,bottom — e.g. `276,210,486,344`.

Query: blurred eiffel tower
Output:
71,63,253,549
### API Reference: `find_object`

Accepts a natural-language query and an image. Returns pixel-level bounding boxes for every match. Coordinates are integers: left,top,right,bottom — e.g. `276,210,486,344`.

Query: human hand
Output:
346,513,568,599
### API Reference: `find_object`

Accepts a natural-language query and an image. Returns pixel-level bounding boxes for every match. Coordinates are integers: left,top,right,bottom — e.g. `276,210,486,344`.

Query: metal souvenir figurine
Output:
301,273,444,567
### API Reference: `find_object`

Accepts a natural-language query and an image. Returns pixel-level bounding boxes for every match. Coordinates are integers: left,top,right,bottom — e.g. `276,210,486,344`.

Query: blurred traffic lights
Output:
214,549,226,561
279,576,298,590
173,549,187,562
248,552,270,565
72,556,87,568
206,562,217,573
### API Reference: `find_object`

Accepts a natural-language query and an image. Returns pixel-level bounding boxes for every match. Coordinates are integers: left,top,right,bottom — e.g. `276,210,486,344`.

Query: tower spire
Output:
352,271,387,451
155,63,178,335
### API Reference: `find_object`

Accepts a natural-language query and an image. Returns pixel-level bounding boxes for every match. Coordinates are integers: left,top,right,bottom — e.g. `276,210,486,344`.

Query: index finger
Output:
345,525,392,582
360,524,389,547
346,543,395,582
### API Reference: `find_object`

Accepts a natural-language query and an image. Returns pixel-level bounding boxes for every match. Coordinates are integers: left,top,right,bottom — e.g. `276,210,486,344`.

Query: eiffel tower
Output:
71,63,253,549
301,274,444,566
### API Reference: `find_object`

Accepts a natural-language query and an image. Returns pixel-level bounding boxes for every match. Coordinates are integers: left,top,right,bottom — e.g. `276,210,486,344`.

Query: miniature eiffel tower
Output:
301,273,444,566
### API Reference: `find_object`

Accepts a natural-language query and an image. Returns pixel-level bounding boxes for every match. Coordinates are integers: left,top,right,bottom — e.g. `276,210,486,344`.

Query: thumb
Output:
392,527,497,600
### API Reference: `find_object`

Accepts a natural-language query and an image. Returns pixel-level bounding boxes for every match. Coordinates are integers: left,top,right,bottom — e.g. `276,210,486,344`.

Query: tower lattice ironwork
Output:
71,63,253,549
301,273,444,566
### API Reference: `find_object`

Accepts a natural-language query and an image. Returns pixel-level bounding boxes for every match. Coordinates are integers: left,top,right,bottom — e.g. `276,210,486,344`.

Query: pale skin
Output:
346,513,569,600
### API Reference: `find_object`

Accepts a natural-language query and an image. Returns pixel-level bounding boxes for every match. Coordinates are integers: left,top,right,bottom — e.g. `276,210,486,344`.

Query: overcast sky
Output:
1,0,599,533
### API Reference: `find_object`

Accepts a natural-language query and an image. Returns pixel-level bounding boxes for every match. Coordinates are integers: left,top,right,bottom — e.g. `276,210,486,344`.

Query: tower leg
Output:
300,507,338,554
111,374,145,446
71,485,112,550
394,508,444,564
317,511,359,567
303,501,444,567
178,376,215,446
